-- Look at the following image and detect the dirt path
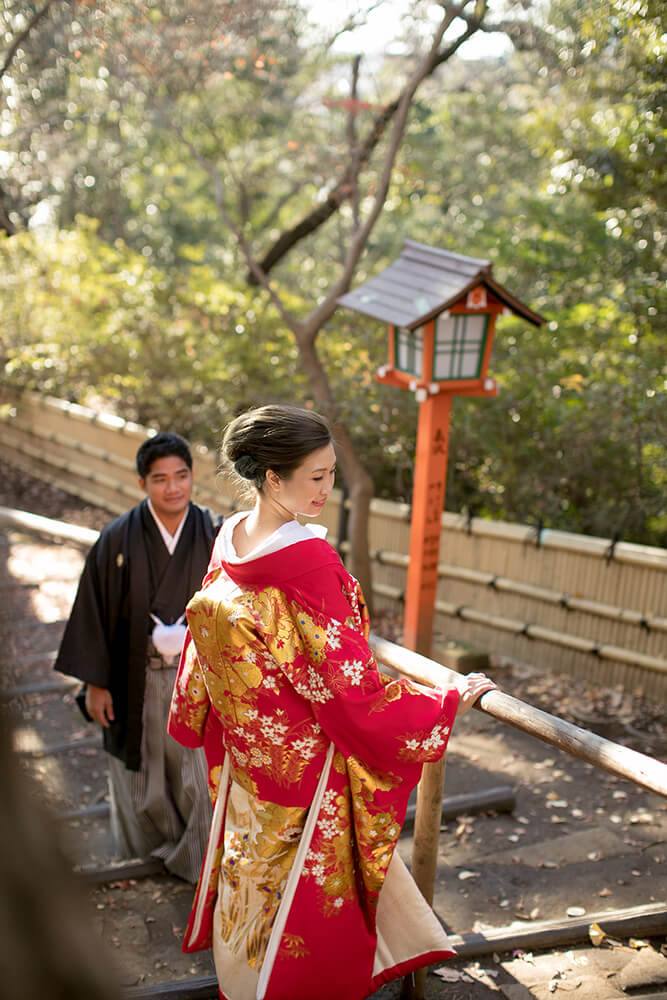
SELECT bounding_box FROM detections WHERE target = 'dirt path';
[1,463,666,999]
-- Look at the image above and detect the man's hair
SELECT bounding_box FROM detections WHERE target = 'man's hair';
[135,432,193,478]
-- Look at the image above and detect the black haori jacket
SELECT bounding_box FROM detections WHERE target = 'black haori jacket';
[54,500,220,770]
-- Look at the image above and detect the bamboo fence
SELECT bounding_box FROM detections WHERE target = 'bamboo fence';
[1,388,665,698]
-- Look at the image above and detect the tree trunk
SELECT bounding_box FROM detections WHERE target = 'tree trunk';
[294,329,375,606]
[0,183,18,235]
[331,420,375,607]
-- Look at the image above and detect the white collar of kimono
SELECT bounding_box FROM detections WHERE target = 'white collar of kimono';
[220,509,327,564]
[147,499,189,555]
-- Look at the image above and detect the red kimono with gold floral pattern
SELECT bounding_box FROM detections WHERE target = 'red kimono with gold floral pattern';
[168,524,459,1000]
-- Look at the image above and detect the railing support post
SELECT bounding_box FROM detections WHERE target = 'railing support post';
[404,756,447,999]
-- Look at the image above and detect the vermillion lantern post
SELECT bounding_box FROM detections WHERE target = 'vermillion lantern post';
[403,389,452,653]
[339,240,544,999]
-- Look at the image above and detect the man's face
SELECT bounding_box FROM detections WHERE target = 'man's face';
[139,455,193,523]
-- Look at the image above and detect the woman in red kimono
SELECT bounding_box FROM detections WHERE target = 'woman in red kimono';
[168,405,496,1000]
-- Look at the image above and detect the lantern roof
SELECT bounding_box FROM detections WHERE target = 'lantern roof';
[338,239,545,329]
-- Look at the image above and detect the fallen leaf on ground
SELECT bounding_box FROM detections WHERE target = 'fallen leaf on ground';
[433,967,472,982]
[511,950,535,964]
[462,963,500,990]
[465,962,499,979]
[589,922,605,946]
[472,920,496,932]
[630,811,654,823]
[592,929,626,950]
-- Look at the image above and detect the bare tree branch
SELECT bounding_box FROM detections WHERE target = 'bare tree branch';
[480,16,561,67]
[321,0,388,54]
[346,55,362,228]
[248,1,488,283]
[0,0,58,80]
[254,180,304,233]
[0,182,18,234]
[285,4,477,595]
[167,115,303,332]
[245,93,398,284]
[298,3,462,340]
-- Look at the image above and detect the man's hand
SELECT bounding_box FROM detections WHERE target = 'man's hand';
[455,672,497,717]
[85,684,115,728]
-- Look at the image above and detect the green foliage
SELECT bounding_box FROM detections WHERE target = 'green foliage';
[1,0,664,546]
[0,219,307,441]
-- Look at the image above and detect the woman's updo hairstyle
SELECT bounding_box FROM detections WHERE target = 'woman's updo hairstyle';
[222,405,333,492]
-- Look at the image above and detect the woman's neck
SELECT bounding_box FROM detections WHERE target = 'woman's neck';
[232,495,295,558]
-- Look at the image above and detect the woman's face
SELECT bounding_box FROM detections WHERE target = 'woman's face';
[270,442,336,518]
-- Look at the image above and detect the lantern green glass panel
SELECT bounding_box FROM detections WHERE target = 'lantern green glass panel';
[433,313,489,381]
[395,325,424,376]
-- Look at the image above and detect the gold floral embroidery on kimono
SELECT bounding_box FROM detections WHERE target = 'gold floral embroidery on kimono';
[168,531,461,1000]
[218,782,307,969]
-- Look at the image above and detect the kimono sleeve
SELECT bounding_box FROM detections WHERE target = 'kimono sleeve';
[168,628,227,792]
[263,563,460,785]
[168,629,211,747]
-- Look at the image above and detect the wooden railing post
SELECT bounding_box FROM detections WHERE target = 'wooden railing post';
[404,757,447,999]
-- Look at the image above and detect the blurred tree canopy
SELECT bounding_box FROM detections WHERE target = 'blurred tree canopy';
[1,0,665,547]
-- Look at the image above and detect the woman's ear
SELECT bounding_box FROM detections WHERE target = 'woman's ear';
[265,468,281,493]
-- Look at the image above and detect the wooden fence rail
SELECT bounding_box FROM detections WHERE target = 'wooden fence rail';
[1,388,666,698]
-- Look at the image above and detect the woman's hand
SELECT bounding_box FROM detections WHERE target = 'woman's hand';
[455,672,497,717]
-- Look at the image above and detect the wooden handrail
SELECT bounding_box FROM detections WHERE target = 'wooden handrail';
[0,506,99,547]
[369,633,667,798]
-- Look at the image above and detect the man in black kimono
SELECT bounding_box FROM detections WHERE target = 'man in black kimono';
[55,432,221,882]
